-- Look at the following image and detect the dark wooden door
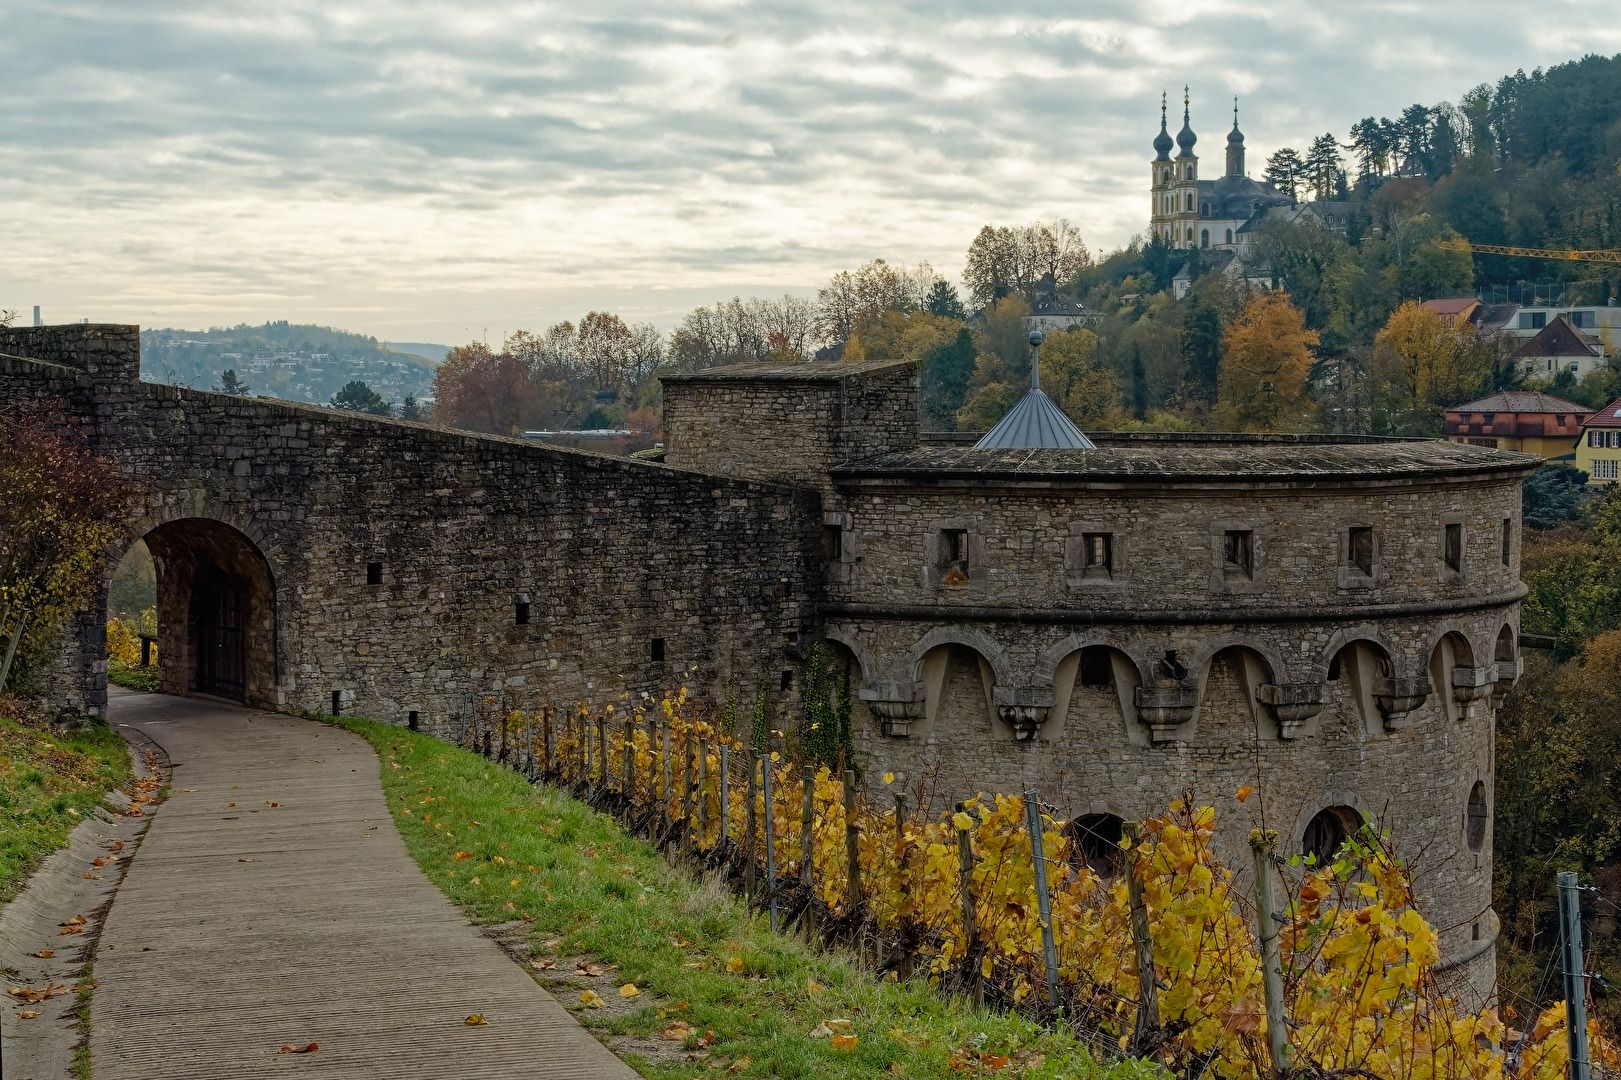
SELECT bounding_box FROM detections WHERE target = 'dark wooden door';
[191,564,245,699]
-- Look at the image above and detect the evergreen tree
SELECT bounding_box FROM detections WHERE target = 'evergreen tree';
[400,394,423,421]
[330,380,391,416]
[1304,133,1345,199]
[921,329,977,429]
[1263,148,1303,198]
[924,279,967,320]
[216,369,250,395]
[1183,296,1224,404]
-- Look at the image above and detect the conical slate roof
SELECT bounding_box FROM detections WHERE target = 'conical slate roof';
[972,330,1096,450]
[972,387,1095,450]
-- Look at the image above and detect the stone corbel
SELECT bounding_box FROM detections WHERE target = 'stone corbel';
[1449,666,1496,719]
[1255,683,1324,739]
[1133,685,1199,743]
[1372,675,1431,731]
[1490,657,1524,709]
[994,686,1054,742]
[859,680,925,738]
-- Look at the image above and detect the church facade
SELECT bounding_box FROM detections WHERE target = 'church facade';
[1149,92,1295,252]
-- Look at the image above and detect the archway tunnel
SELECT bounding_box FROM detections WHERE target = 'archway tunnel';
[114,518,277,706]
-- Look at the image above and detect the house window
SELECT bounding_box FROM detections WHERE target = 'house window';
[1081,533,1112,579]
[1348,527,1374,577]
[1225,228,1233,244]
[1520,311,1546,330]
[1556,414,1568,426]
[1609,431,1621,448]
[1502,518,1512,566]
[1591,430,1605,447]
[940,529,968,569]
[1595,460,1620,480]
[366,562,382,586]
[1200,202,1210,216]
[1571,310,1594,328]
[1186,193,1194,211]
[1200,229,1209,247]
[1444,523,1463,574]
[1223,530,1253,579]
[1185,164,1194,180]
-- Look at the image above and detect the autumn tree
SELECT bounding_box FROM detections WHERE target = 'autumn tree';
[0,409,132,691]
[814,260,938,345]
[1372,301,1496,432]
[668,295,816,370]
[1038,327,1118,429]
[961,219,1091,307]
[1214,292,1320,431]
[431,342,540,435]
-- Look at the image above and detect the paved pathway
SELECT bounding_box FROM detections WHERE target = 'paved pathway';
[95,689,639,1079]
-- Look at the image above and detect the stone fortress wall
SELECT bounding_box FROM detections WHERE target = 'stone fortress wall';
[2,326,1541,1002]
[0,325,821,735]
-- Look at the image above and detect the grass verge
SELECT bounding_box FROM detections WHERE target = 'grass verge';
[0,697,132,903]
[329,714,1151,1080]
[107,659,160,693]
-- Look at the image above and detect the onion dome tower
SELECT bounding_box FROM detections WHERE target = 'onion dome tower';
[972,332,1095,450]
[1225,97,1245,176]
[1153,93,1174,161]
[1175,87,1197,158]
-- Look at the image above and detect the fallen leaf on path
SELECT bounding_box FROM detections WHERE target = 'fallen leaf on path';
[578,990,605,1007]
[238,858,258,863]
[9,983,71,1003]
[182,788,197,793]
[27,951,54,959]
[728,1056,752,1072]
[726,956,744,973]
[806,980,823,996]
[686,1050,710,1061]
[16,1010,38,1019]
[530,959,555,970]
[542,938,562,948]
[226,802,235,808]
[464,1014,488,1026]
[502,901,516,912]
[266,802,280,808]
[467,876,481,885]
[618,983,639,998]
[108,841,124,852]
[832,1035,858,1052]
[277,1042,319,1053]
[660,1021,694,1040]
[92,857,107,867]
[576,962,606,977]
[453,851,474,860]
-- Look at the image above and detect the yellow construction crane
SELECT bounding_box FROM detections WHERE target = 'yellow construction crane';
[1437,239,1621,265]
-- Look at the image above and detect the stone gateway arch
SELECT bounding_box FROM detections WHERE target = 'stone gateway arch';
[1,325,1539,1003]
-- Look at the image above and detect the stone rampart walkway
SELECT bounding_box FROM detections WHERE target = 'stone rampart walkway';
[95,688,639,1079]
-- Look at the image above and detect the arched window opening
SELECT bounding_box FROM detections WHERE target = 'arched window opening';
[1225,228,1233,244]
[1078,646,1114,689]
[1200,202,1210,216]
[1466,782,1487,851]
[1494,626,1516,664]
[1302,805,1363,863]
[1186,193,1194,212]
[1068,814,1125,876]
[1200,229,1210,248]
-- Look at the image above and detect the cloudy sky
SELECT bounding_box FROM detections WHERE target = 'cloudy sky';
[3,1,1618,344]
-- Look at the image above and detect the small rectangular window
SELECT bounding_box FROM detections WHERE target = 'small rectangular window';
[1592,430,1605,447]
[366,562,382,586]
[780,670,793,692]
[940,529,968,569]
[1223,530,1253,579]
[1079,647,1113,689]
[1082,533,1112,578]
[651,637,665,662]
[1444,523,1463,573]
[1609,431,1621,448]
[514,601,530,625]
[1348,527,1374,577]
[821,525,842,564]
[408,711,419,731]
[1502,518,1512,566]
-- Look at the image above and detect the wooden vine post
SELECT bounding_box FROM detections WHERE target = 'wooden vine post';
[1024,789,1059,1009]
[842,770,862,911]
[1123,821,1161,1057]
[954,801,983,1009]
[1248,828,1290,1079]
[744,753,759,900]
[800,766,815,939]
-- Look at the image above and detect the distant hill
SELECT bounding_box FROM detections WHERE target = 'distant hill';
[140,321,439,408]
[386,342,451,365]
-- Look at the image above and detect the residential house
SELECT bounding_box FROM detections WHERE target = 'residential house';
[1516,315,1606,381]
[1442,390,1591,460]
[1577,395,1621,483]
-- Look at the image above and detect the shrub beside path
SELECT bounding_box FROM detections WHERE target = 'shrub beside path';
[94,688,639,1079]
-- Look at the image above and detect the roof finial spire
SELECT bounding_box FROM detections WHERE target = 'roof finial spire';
[1161,91,1167,123]
[1183,85,1190,122]
[1233,96,1239,126]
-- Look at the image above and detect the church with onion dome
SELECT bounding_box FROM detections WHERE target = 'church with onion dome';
[1149,90,1296,252]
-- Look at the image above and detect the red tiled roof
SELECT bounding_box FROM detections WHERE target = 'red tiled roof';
[1517,315,1601,358]
[1584,396,1621,428]
[1421,298,1477,315]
